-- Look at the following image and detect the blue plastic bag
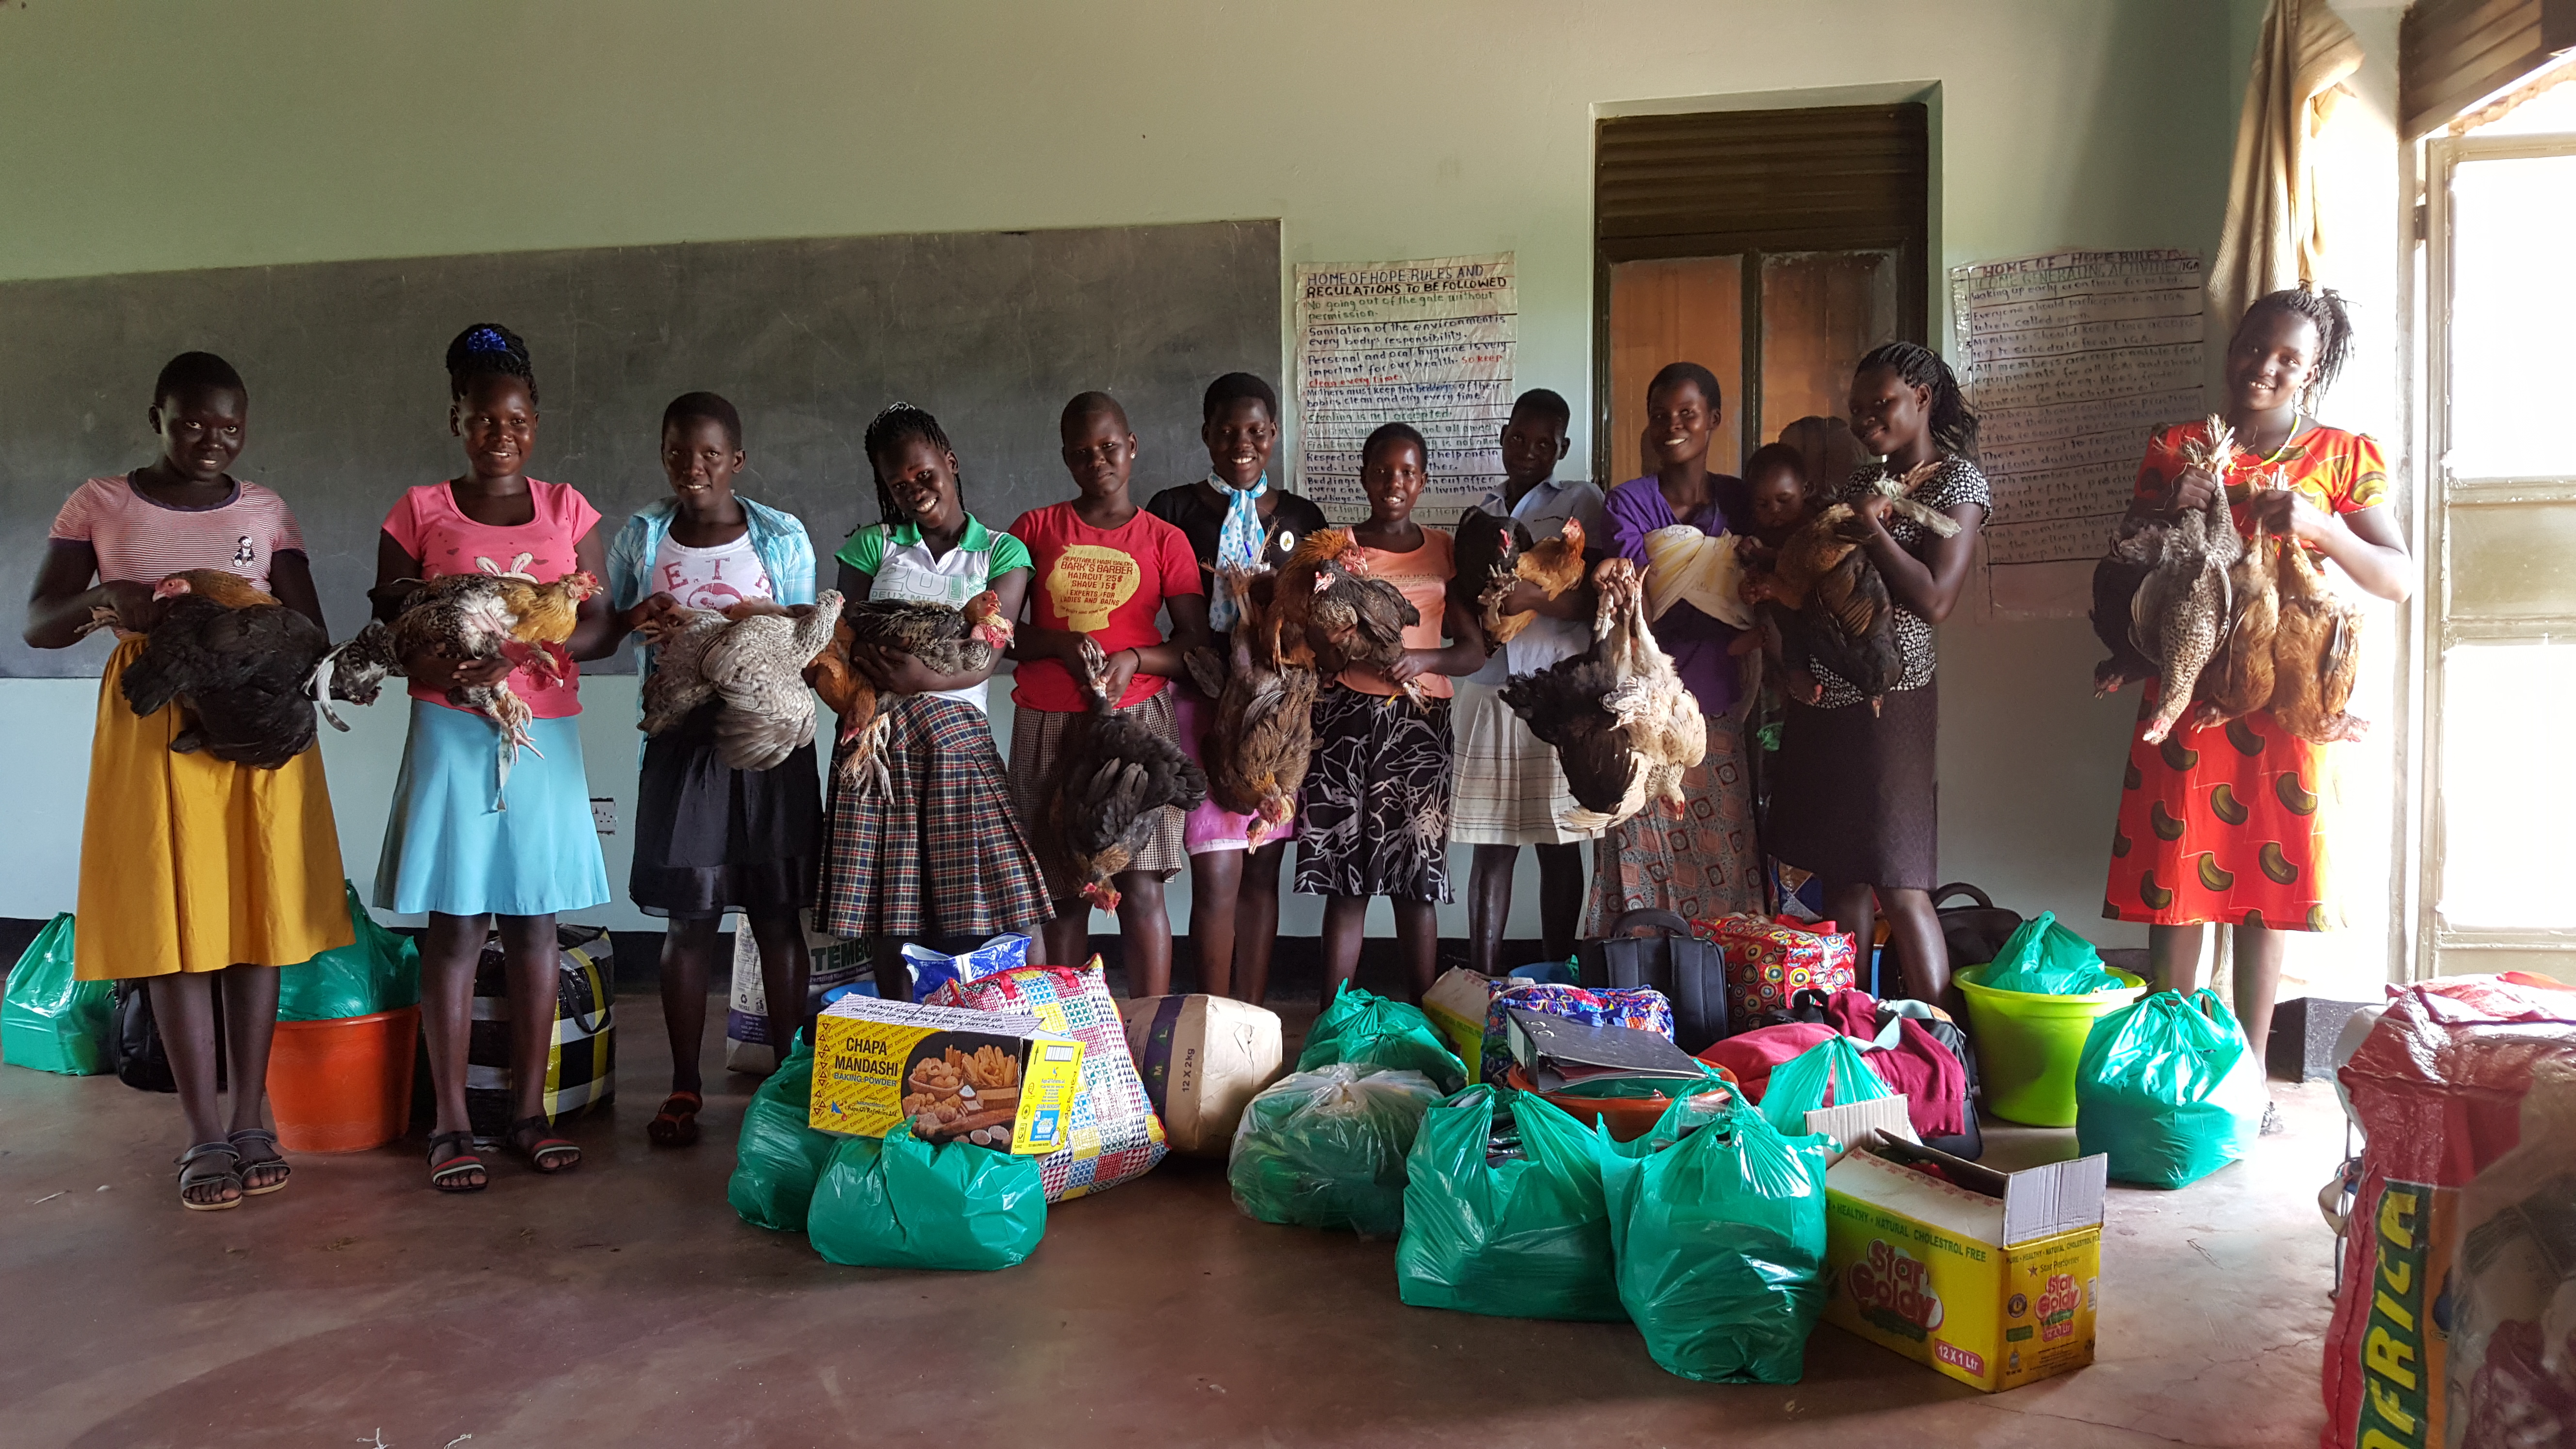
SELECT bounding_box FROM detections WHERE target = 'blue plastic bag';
[727,1031,840,1232]
[2075,988,2265,1188]
[1,915,112,1076]
[1755,1035,1891,1137]
[806,1123,1046,1271]
[276,883,418,1022]
[1296,986,1469,1094]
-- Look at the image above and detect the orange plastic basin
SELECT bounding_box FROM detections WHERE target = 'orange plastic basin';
[266,1005,420,1153]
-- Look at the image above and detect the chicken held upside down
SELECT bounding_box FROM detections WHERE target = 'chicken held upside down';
[1045,635,1208,911]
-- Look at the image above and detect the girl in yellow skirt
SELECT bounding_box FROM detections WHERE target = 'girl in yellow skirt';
[22,352,353,1211]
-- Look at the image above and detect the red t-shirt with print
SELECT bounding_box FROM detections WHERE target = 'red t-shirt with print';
[1007,501,1201,712]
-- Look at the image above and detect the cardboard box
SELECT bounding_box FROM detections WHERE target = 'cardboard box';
[1819,1134,2108,1393]
[809,994,1084,1155]
[1422,967,1495,1081]
[1117,994,1285,1157]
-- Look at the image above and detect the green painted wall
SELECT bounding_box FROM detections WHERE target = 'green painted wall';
[0,0,2242,942]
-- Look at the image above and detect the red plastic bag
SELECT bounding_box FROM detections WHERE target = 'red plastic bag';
[2320,973,2576,1449]
[1690,914,1858,1025]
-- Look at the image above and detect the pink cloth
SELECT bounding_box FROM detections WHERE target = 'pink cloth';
[49,475,305,599]
[381,480,602,719]
[1171,686,1291,854]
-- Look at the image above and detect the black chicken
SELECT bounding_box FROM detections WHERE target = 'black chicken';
[117,569,331,769]
[1046,635,1208,911]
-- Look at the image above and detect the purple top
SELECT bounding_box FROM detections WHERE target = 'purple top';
[1605,475,1742,718]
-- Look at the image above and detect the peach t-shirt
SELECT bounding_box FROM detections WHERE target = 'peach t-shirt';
[381,479,601,719]
[1338,527,1457,699]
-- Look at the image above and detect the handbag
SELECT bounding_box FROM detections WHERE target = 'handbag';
[1932,882,2024,974]
[1576,909,1729,1053]
[1691,914,1860,1029]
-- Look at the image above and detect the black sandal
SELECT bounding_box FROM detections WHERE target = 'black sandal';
[175,1142,243,1212]
[507,1115,581,1174]
[426,1130,487,1193]
[228,1127,291,1195]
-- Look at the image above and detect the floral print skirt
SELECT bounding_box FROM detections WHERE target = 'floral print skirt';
[1294,685,1453,902]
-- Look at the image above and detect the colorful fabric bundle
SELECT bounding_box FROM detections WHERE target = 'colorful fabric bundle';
[927,956,1167,1201]
[1477,980,1675,1086]
[1690,914,1859,1025]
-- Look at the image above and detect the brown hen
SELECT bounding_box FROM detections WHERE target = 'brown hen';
[2268,537,2367,743]
[1202,566,1320,847]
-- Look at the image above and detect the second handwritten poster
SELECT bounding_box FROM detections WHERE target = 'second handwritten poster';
[1295,253,1517,523]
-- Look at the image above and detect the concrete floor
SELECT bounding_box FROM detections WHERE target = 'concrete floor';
[1,991,2350,1449]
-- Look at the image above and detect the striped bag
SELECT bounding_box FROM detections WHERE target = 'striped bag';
[927,957,1167,1201]
[465,926,615,1142]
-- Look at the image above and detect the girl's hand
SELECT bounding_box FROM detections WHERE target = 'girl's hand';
[1786,665,1823,705]
[1838,496,1892,542]
[1100,645,1141,705]
[407,652,512,692]
[623,592,680,632]
[92,579,164,633]
[2248,485,2334,545]
[853,642,944,695]
[1387,648,1442,685]
[1498,579,1548,616]
[2166,465,2222,513]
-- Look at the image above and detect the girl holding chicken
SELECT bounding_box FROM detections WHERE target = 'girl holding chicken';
[818,402,1050,999]
[24,352,352,1211]
[600,391,821,1147]
[2101,287,2409,1087]
[372,323,614,1191]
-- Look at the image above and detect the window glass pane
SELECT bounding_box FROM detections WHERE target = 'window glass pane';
[2448,153,2576,479]
[2437,642,2576,930]
[1759,250,1899,459]
[1610,257,1741,483]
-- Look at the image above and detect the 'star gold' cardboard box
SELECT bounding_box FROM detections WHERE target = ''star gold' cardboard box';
[1820,1138,2108,1393]
[810,995,1084,1155]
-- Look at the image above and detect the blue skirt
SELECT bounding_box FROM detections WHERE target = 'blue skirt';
[375,701,612,918]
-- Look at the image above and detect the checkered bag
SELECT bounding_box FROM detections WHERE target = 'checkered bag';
[465,926,614,1142]
[927,956,1167,1201]
[1690,913,1859,1026]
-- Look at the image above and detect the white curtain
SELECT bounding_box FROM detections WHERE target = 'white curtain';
[2210,0,2364,328]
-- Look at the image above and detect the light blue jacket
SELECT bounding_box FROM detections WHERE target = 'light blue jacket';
[604,494,817,683]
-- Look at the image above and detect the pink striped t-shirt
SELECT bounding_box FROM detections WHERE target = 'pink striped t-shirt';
[49,474,306,599]
[382,479,603,719]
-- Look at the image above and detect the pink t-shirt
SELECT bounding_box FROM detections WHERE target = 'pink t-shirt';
[1340,527,1457,699]
[49,474,306,604]
[381,479,602,719]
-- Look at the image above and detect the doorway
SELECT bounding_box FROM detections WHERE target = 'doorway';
[1594,103,1928,485]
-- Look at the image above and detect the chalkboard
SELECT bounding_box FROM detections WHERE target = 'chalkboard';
[0,221,1282,677]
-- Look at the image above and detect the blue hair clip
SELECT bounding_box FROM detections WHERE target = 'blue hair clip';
[467,326,511,355]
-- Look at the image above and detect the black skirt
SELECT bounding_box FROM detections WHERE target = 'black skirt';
[630,703,822,919]
[1768,678,1938,891]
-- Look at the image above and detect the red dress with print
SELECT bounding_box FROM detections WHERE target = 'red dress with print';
[2102,423,2387,931]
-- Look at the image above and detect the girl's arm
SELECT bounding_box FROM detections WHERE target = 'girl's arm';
[23,540,155,648]
[2260,496,2412,604]
[371,528,507,691]
[1853,499,1985,625]
[268,549,327,634]
[855,566,1033,695]
[565,527,617,661]
[1391,598,1489,683]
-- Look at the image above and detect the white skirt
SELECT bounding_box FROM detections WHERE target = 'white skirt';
[1447,678,1589,847]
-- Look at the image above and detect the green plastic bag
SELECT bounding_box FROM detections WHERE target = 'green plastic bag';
[1979,910,2122,995]
[1756,1035,1891,1137]
[1601,1091,1832,1383]
[806,1123,1046,1271]
[2075,988,2265,1188]
[1395,1085,1624,1321]
[727,1031,840,1232]
[1,915,112,1076]
[275,883,419,1022]
[1296,986,1469,1094]
[1227,1063,1444,1237]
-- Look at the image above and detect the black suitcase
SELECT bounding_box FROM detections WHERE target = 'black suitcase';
[1577,908,1730,1054]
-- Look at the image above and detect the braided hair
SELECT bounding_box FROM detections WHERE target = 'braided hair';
[2236,285,2354,411]
[153,351,245,407]
[862,402,961,530]
[444,322,536,402]
[1856,341,1978,459]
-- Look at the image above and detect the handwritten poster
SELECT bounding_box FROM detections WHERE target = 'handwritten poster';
[1949,249,2206,617]
[1295,253,1516,523]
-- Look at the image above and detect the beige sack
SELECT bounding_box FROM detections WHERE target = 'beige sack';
[1118,994,1287,1156]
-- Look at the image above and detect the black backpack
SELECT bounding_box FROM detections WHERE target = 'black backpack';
[104,979,225,1094]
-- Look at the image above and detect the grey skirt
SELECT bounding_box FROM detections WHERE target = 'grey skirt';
[1768,678,1938,890]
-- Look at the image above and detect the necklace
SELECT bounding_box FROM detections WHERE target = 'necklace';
[2240,411,2303,465]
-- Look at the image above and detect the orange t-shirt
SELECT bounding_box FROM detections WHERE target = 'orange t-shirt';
[1338,527,1457,699]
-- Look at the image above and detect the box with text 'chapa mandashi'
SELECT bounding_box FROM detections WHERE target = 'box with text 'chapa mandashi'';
[809,995,1085,1155]
[1819,1136,2108,1393]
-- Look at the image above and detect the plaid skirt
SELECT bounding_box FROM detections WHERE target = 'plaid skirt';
[1006,691,1189,905]
[818,693,1051,939]
[1294,684,1454,902]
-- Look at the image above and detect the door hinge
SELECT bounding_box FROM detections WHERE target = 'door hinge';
[2413,202,2428,242]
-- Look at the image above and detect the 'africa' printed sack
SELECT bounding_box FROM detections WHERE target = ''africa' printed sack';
[1478,980,1677,1085]
[1691,914,1859,1025]
[927,957,1167,1201]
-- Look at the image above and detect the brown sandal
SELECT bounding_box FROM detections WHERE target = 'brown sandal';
[646,1092,703,1147]
[507,1115,581,1173]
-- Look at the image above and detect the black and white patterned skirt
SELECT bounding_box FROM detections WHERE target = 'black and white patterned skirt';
[1292,684,1454,902]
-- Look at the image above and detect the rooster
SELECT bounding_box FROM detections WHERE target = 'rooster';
[1201,565,1319,848]
[1499,558,1705,833]
[379,569,602,797]
[1449,510,1588,649]
[637,592,845,771]
[2268,535,2367,743]
[109,570,332,769]
[1279,528,1420,699]
[804,591,1013,794]
[2090,514,2161,696]
[1046,635,1208,911]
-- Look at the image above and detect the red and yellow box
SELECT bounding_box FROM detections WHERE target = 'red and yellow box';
[1820,1143,2107,1393]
